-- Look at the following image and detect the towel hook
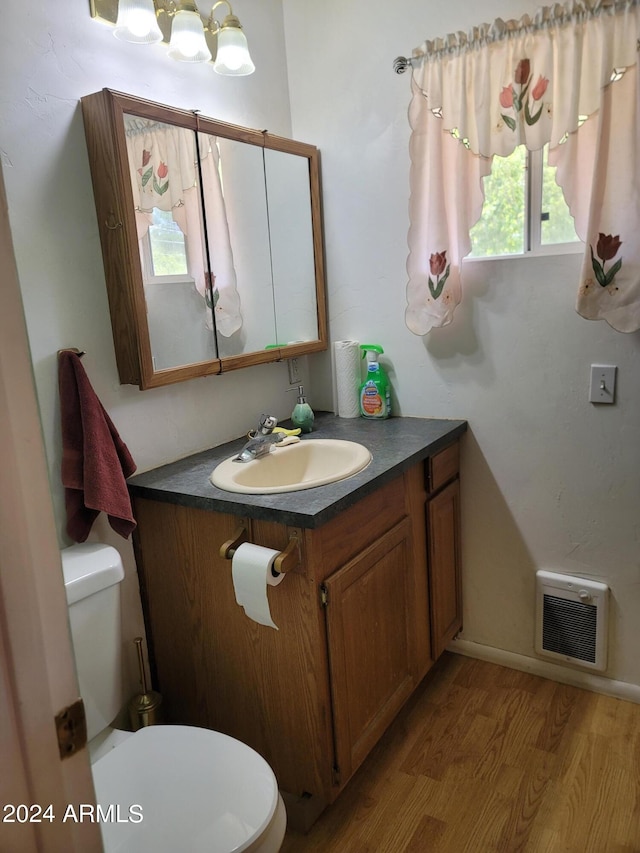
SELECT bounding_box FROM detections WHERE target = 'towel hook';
[57,347,85,358]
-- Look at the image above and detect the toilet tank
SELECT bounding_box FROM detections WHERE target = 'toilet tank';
[61,544,125,742]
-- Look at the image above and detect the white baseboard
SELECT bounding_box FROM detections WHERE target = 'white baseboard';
[448,637,640,705]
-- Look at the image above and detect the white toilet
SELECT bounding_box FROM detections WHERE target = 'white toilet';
[61,543,286,853]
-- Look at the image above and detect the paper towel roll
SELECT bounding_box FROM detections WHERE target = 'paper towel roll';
[334,340,361,418]
[231,542,286,630]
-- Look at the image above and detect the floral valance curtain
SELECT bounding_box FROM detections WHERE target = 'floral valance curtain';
[405,0,640,335]
[125,120,242,338]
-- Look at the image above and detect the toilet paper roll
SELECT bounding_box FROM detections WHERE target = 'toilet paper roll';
[231,542,286,630]
[334,340,361,418]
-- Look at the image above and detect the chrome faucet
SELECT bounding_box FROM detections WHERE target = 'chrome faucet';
[233,414,284,462]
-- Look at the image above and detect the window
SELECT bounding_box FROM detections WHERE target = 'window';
[143,207,190,280]
[469,145,581,259]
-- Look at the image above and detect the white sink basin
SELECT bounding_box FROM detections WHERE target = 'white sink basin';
[210,438,372,495]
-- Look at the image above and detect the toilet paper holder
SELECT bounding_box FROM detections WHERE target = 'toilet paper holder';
[220,523,302,574]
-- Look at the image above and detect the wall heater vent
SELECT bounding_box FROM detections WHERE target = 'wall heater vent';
[535,570,609,672]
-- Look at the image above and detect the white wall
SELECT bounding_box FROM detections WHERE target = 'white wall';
[3,0,640,702]
[282,0,640,689]
[1,0,297,694]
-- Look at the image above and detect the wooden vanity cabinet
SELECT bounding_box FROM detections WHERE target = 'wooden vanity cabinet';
[131,440,461,824]
[425,441,463,658]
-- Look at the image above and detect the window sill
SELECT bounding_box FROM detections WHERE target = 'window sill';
[143,276,197,286]
[465,242,583,264]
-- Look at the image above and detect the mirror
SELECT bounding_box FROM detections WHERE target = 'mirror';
[124,114,218,371]
[81,89,327,389]
[200,131,274,358]
[265,148,319,346]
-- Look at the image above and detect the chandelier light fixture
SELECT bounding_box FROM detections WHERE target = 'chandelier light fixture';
[91,0,255,76]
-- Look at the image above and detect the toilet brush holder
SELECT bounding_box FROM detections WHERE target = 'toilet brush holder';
[128,637,163,730]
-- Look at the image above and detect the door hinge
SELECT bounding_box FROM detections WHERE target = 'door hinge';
[332,763,341,786]
[320,584,328,607]
[55,698,87,760]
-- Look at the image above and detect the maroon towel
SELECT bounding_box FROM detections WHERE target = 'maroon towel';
[58,351,137,542]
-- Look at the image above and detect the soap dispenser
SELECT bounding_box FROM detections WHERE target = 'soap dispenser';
[290,385,315,433]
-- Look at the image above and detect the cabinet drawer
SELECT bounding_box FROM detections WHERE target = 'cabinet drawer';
[426,442,459,493]
[312,474,407,580]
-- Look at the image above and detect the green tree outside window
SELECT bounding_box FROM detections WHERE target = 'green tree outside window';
[469,144,579,257]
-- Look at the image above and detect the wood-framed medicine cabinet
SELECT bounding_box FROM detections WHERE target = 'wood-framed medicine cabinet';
[81,89,328,389]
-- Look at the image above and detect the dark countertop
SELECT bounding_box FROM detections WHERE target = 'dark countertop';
[127,413,467,529]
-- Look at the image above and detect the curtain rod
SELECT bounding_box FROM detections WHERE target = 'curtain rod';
[393,56,417,74]
[392,0,635,73]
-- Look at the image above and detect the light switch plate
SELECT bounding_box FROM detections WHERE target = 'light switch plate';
[589,364,616,404]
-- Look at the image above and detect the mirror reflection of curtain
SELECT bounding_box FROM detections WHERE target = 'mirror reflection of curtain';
[405,0,640,335]
[124,117,242,337]
[209,136,273,355]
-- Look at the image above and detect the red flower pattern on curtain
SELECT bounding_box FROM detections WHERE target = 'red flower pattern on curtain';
[500,59,549,131]
[428,250,451,299]
[137,149,169,196]
[405,0,640,335]
[591,233,623,288]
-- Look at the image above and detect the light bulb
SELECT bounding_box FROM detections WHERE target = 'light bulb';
[213,21,254,76]
[168,9,212,62]
[114,0,162,44]
[218,45,243,71]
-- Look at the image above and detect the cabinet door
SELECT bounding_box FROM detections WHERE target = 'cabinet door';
[81,88,328,389]
[428,479,462,659]
[323,518,418,785]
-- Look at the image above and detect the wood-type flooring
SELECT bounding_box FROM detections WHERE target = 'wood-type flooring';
[281,653,640,852]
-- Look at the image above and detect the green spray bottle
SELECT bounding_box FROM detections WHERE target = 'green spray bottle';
[359,344,391,419]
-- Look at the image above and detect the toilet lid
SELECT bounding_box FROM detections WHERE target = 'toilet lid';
[91,725,279,853]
